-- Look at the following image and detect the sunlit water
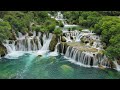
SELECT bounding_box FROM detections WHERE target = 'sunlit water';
[0,52,120,79]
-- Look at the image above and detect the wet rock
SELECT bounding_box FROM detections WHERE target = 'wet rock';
[38,55,42,57]
[63,33,66,37]
[70,36,73,40]
[63,43,69,54]
[57,43,62,53]
[110,61,116,69]
[28,31,33,36]
[9,32,17,40]
[85,41,89,44]
[0,44,7,57]
[117,60,120,65]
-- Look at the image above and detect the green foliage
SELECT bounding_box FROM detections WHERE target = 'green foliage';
[3,11,33,33]
[105,34,120,60]
[93,16,120,60]
[58,21,64,27]
[105,44,120,60]
[53,27,62,36]
[63,11,82,24]
[0,20,11,42]
[44,19,56,33]
[79,11,102,28]
[98,11,120,16]
[94,16,120,45]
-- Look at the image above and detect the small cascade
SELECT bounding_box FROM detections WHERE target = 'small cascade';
[36,36,42,50]
[3,40,16,53]
[49,43,59,56]
[41,33,53,51]
[18,32,23,38]
[33,31,36,37]
[37,33,53,55]
[113,61,120,71]
[42,33,47,45]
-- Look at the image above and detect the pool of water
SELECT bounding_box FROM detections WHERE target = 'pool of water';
[0,52,120,79]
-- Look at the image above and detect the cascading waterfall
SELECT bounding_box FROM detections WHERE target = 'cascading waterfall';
[37,33,53,55]
[60,44,111,68]
[3,40,16,53]
[3,31,47,52]
[3,31,53,58]
[1,11,119,72]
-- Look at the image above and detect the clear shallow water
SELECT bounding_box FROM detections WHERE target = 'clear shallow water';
[0,52,120,79]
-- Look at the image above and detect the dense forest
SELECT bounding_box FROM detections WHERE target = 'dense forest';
[0,11,120,62]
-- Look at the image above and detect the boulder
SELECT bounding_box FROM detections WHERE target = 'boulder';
[28,31,33,36]
[61,36,66,42]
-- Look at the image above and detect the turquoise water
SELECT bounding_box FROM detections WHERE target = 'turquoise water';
[0,52,120,79]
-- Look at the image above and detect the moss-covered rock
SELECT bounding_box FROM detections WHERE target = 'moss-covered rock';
[61,36,66,42]
[117,60,120,65]
[9,32,17,40]
[49,34,58,51]
[0,44,7,57]
[28,31,33,36]
[110,61,116,69]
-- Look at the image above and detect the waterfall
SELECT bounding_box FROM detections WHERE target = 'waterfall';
[3,31,53,58]
[48,43,59,56]
[113,61,120,71]
[18,32,23,38]
[41,33,52,51]
[36,36,42,50]
[42,33,47,45]
[3,31,43,52]
[37,33,53,55]
[3,40,16,53]
[63,45,110,68]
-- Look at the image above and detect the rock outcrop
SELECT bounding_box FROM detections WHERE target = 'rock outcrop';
[49,35,58,51]
[0,44,7,57]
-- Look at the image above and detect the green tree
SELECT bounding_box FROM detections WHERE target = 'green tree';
[53,27,62,41]
[0,20,12,43]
